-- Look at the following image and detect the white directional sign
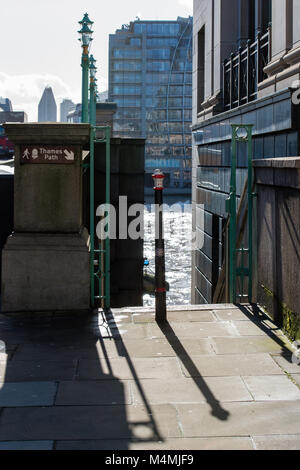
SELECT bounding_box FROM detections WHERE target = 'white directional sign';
[20,145,77,164]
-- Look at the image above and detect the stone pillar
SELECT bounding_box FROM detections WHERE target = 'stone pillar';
[1,123,91,313]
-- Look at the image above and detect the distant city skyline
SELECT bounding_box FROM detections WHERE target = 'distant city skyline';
[0,0,192,121]
[38,87,57,122]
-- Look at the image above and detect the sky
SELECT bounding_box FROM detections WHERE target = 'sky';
[0,0,193,121]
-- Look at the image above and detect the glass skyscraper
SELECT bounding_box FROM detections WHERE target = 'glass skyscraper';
[108,17,193,190]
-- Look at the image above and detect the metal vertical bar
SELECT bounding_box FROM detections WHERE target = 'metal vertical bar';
[256,29,262,88]
[229,126,237,304]
[82,49,90,123]
[89,126,95,308]
[247,39,251,103]
[230,53,234,110]
[248,128,253,303]
[238,47,242,106]
[105,126,111,310]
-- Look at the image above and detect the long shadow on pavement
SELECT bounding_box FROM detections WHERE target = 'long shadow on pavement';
[156,320,230,421]
[0,310,163,450]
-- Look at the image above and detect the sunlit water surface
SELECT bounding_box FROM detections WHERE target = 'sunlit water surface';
[143,197,192,307]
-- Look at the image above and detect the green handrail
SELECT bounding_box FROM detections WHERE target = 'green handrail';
[89,123,111,310]
[228,124,254,304]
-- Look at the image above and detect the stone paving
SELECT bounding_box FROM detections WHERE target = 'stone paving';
[0,304,299,450]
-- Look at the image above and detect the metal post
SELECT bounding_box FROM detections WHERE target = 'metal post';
[105,126,111,310]
[89,125,95,308]
[247,127,253,302]
[153,170,167,323]
[229,127,237,303]
[81,49,89,123]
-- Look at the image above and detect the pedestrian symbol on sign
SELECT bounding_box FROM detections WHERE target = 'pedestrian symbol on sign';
[23,148,30,160]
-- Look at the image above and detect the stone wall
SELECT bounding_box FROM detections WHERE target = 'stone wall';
[0,173,13,290]
[254,157,300,340]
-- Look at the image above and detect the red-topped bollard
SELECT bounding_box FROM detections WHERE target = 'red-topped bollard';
[152,169,167,323]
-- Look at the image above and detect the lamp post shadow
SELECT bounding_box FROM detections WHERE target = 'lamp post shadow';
[156,320,230,422]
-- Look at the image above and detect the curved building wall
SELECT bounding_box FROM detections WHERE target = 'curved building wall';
[109,17,193,190]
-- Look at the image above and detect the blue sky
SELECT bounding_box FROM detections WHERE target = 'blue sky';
[0,0,192,121]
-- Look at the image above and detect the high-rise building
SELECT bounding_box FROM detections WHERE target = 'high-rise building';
[60,99,75,122]
[108,17,193,191]
[38,86,57,122]
[0,98,13,112]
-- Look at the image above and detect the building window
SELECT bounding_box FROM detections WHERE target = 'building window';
[197,26,205,113]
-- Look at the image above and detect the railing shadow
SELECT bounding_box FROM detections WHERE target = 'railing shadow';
[238,304,296,362]
[0,310,163,449]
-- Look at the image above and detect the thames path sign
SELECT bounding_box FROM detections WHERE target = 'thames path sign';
[20,145,76,164]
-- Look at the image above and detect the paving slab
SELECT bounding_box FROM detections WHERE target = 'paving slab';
[178,354,284,377]
[232,321,284,337]
[55,436,254,451]
[77,357,183,381]
[55,380,132,406]
[211,336,285,355]
[272,354,300,374]
[0,440,54,450]
[133,311,216,324]
[0,382,57,407]
[0,360,77,382]
[107,324,148,340]
[176,401,300,437]
[131,377,252,405]
[213,309,253,322]
[252,435,300,450]
[242,375,300,401]
[147,322,237,339]
[12,340,126,361]
[0,404,180,441]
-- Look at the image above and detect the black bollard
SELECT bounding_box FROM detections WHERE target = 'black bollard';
[152,169,167,323]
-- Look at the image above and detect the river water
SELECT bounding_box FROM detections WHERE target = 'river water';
[143,196,192,307]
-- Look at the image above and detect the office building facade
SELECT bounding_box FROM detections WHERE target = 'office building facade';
[38,86,57,122]
[109,17,193,190]
[192,0,300,305]
[60,99,75,122]
[0,98,13,112]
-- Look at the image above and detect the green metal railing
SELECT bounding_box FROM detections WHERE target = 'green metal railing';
[226,124,254,304]
[89,125,111,310]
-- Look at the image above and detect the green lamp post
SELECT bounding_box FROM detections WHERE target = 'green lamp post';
[78,14,93,123]
[89,55,97,126]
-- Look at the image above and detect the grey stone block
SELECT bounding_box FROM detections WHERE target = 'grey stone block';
[0,441,53,450]
[0,360,77,382]
[1,230,90,312]
[252,435,300,451]
[176,401,300,437]
[55,437,254,451]
[179,353,284,377]
[0,404,180,441]
[0,382,57,407]
[242,375,300,401]
[55,380,132,406]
